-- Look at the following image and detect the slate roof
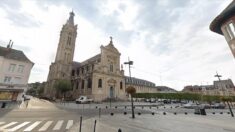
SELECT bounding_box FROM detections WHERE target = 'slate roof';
[0,46,33,63]
[72,54,101,69]
[210,1,235,35]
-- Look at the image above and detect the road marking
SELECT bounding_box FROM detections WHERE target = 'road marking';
[0,122,18,130]
[66,120,73,129]
[0,122,5,125]
[7,122,30,131]
[53,120,63,130]
[38,121,53,131]
[23,121,41,131]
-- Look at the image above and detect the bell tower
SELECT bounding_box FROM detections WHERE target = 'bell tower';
[45,11,77,97]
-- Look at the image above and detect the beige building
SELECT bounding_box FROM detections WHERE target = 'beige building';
[182,79,235,96]
[210,1,235,58]
[213,79,235,96]
[45,11,171,101]
[0,42,34,102]
[71,38,126,101]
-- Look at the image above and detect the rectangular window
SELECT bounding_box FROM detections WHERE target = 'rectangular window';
[8,64,16,72]
[17,65,24,73]
[4,76,11,83]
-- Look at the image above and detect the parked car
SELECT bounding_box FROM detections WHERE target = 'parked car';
[150,98,156,103]
[145,98,150,102]
[199,104,211,109]
[75,96,93,104]
[183,103,198,109]
[163,99,171,104]
[23,95,31,101]
[211,103,225,109]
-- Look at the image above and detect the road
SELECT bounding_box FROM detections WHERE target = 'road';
[0,102,152,132]
[0,102,233,131]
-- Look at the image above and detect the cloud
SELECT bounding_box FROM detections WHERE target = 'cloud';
[0,0,234,91]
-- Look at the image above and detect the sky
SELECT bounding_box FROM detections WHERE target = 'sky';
[0,0,234,91]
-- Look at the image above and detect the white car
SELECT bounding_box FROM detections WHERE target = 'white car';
[183,103,198,109]
[75,96,93,104]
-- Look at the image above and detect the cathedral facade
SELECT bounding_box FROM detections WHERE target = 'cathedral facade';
[71,38,126,101]
[45,12,126,101]
[45,11,160,101]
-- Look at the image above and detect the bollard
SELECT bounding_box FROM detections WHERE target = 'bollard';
[227,112,230,114]
[115,106,117,109]
[212,112,215,114]
[118,128,122,132]
[174,112,177,115]
[106,106,108,109]
[152,112,155,115]
[124,112,127,115]
[99,108,101,118]
[93,120,97,132]
[111,113,114,116]
[79,116,82,132]
[220,112,223,114]
[163,112,166,115]
[185,112,187,115]
[138,112,141,115]
[95,106,98,109]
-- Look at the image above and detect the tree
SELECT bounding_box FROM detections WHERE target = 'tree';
[55,79,72,99]
[126,86,136,119]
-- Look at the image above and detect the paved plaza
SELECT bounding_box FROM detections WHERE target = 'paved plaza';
[69,114,235,132]
[0,101,234,131]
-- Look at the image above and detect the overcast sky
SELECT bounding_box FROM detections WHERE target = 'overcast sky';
[0,0,234,91]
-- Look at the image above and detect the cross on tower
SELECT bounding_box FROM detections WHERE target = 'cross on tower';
[214,71,222,81]
[109,36,113,45]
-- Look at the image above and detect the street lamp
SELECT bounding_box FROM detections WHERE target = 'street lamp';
[124,58,135,118]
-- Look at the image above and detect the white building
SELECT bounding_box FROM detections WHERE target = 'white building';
[0,42,34,102]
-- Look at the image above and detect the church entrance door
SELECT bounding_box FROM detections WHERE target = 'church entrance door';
[109,86,115,98]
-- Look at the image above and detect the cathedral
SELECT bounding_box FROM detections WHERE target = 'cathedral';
[45,11,160,101]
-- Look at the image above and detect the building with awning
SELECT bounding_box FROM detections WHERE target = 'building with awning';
[0,42,34,102]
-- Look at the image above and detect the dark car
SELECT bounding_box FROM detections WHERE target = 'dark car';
[211,103,225,109]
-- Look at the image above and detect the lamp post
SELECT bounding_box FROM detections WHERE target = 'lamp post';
[124,58,135,118]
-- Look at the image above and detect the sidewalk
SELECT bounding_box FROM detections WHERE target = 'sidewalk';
[69,113,235,132]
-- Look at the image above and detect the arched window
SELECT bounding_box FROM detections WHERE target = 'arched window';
[64,53,67,62]
[76,68,80,75]
[98,79,102,88]
[88,78,92,88]
[120,81,123,90]
[82,80,85,89]
[67,36,72,45]
[110,63,113,72]
[71,70,75,76]
[76,81,79,89]
[67,53,70,62]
